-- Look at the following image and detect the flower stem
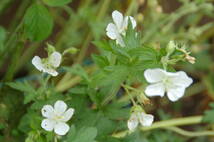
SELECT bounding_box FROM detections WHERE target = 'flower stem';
[122,84,137,106]
[163,126,214,137]
[56,65,96,92]
[54,136,58,142]
[141,115,202,131]
[56,0,110,89]
[112,115,203,138]
[76,0,110,64]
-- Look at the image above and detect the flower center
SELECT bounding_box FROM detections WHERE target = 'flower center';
[53,114,64,121]
[162,77,173,91]
[42,59,55,70]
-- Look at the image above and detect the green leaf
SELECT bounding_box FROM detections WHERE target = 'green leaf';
[23,4,53,41]
[128,46,158,61]
[110,41,131,59]
[64,64,90,82]
[123,19,140,49]
[66,126,97,142]
[43,0,72,7]
[103,102,129,120]
[7,81,35,93]
[0,26,6,52]
[7,81,37,104]
[93,40,112,51]
[202,102,214,124]
[92,54,110,68]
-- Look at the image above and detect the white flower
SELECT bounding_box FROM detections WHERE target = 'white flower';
[32,51,62,76]
[106,10,136,47]
[41,100,74,135]
[127,112,154,131]
[144,68,193,102]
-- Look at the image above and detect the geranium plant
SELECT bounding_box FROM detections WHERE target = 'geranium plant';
[0,0,214,142]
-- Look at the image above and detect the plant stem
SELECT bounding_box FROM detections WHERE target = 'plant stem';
[122,84,137,106]
[54,136,58,142]
[164,126,214,137]
[16,43,40,72]
[141,116,202,131]
[76,0,110,64]
[3,41,24,81]
[126,0,138,15]
[112,115,202,138]
[56,65,96,92]
[57,0,111,90]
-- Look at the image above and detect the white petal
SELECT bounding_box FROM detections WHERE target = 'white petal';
[112,10,123,29]
[44,68,58,76]
[144,68,166,83]
[145,83,165,97]
[123,16,136,29]
[171,71,193,87]
[167,87,185,102]
[61,108,75,122]
[116,35,125,47]
[106,23,118,33]
[41,119,55,131]
[54,100,67,115]
[41,105,54,118]
[32,56,44,71]
[107,31,117,40]
[138,113,154,127]
[129,16,137,29]
[48,52,62,68]
[127,113,139,131]
[106,23,118,39]
[54,122,70,135]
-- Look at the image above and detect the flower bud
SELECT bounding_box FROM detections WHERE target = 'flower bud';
[186,55,196,64]
[46,43,56,55]
[166,40,176,55]
[131,105,142,113]
[63,47,78,55]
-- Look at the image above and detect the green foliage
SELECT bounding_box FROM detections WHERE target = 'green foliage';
[203,103,214,124]
[0,26,6,51]
[65,126,97,142]
[23,4,53,41]
[64,64,90,82]
[7,81,37,104]
[43,0,72,7]
[1,0,214,141]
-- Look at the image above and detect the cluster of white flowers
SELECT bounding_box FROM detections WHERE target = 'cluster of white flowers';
[106,10,136,47]
[34,10,194,136]
[32,51,62,76]
[105,11,194,131]
[41,100,74,135]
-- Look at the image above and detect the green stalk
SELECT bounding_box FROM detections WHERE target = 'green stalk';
[122,84,137,106]
[126,0,138,15]
[56,65,96,92]
[164,127,214,137]
[76,0,111,64]
[142,116,202,131]
[55,0,93,87]
[142,2,208,43]
[0,0,12,14]
[3,41,24,81]
[112,115,203,138]
[56,0,110,89]
[15,43,40,72]
[8,0,30,31]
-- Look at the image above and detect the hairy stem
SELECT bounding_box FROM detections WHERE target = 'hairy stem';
[164,126,214,137]
[112,115,203,138]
